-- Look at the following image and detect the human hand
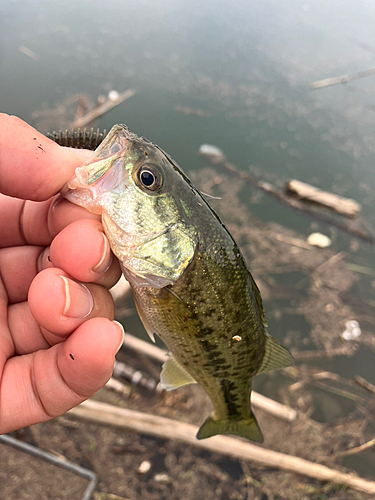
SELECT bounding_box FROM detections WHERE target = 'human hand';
[0,114,123,433]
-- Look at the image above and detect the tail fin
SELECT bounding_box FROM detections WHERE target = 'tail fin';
[196,414,263,443]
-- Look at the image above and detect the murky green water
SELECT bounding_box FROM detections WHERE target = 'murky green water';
[1,0,375,479]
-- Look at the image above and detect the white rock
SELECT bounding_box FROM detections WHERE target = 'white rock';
[108,90,120,101]
[342,320,361,341]
[307,232,332,248]
[198,144,225,162]
[138,460,151,474]
[154,473,171,483]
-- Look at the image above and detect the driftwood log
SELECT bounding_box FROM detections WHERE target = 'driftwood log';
[310,67,375,90]
[285,179,361,218]
[68,400,375,495]
[199,151,374,244]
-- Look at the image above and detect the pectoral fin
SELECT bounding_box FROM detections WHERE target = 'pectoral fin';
[132,292,155,342]
[160,356,197,391]
[257,334,293,374]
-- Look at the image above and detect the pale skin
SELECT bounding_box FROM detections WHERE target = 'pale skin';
[0,114,123,433]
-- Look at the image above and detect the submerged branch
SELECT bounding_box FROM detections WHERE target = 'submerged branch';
[310,67,375,90]
[354,376,375,396]
[69,399,375,495]
[72,89,136,128]
[335,438,375,458]
[200,153,374,244]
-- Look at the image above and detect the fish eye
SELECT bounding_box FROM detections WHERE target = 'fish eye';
[136,164,163,192]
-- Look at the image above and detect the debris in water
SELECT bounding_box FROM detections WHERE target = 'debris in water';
[108,90,120,101]
[341,320,361,341]
[154,473,172,483]
[285,179,361,218]
[175,106,211,117]
[307,233,332,248]
[138,460,152,474]
[198,144,225,163]
[18,45,39,60]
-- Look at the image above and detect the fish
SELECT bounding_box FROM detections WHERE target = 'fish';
[62,124,293,442]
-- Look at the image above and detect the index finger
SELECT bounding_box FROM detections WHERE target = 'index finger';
[0,114,86,201]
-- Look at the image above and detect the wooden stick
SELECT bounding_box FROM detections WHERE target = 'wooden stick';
[292,345,357,360]
[310,67,375,90]
[199,155,374,244]
[123,334,297,421]
[124,333,167,363]
[250,392,296,421]
[69,400,375,495]
[335,438,375,458]
[72,89,136,128]
[273,233,312,250]
[354,376,375,396]
[105,377,131,397]
[285,180,361,218]
[312,251,346,275]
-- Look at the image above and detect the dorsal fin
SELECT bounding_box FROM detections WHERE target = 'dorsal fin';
[258,334,293,374]
[160,355,197,391]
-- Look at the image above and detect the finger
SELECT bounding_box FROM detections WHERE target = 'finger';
[0,114,88,201]
[0,232,119,305]
[28,268,115,338]
[0,318,124,433]
[0,193,100,248]
[7,302,49,354]
[48,195,100,238]
[49,219,121,288]
[0,246,42,304]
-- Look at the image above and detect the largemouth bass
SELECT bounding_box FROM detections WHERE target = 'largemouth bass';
[63,124,292,442]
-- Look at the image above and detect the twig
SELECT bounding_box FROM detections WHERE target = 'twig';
[312,251,346,275]
[251,392,297,422]
[310,67,375,90]
[18,45,39,60]
[335,438,375,458]
[68,400,375,495]
[284,366,364,402]
[124,333,167,363]
[72,89,136,128]
[124,334,297,422]
[354,376,375,396]
[273,233,312,249]
[94,494,132,500]
[200,155,374,244]
[105,377,131,397]
[292,345,357,360]
[313,382,361,402]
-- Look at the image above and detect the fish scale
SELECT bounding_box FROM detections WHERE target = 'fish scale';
[62,124,293,442]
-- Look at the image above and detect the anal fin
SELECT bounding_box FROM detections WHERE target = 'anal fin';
[160,356,197,391]
[258,334,293,374]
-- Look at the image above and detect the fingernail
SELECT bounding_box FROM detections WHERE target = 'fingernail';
[92,232,112,274]
[60,276,93,318]
[113,320,125,353]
